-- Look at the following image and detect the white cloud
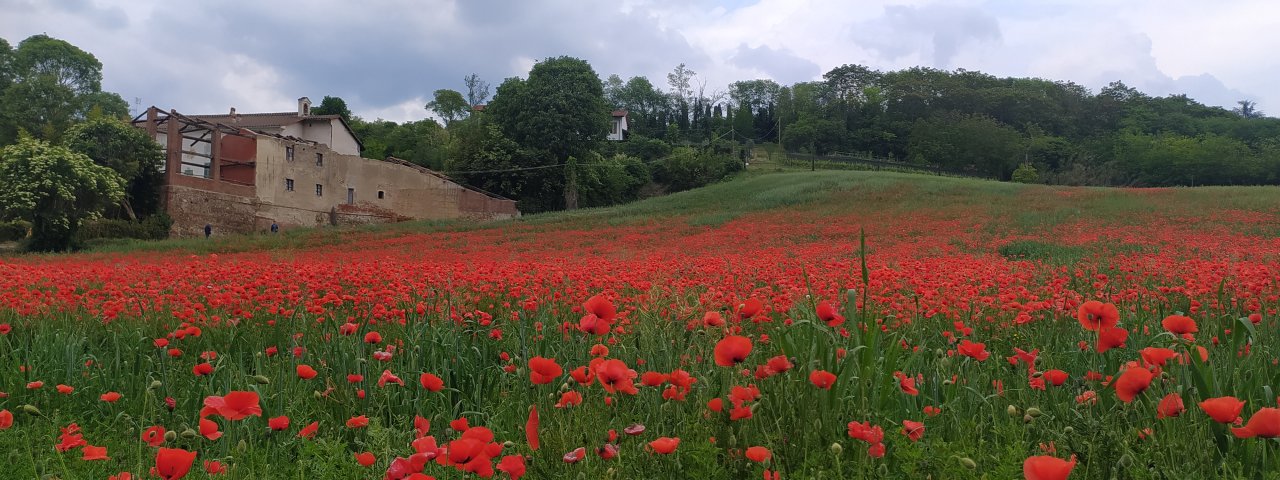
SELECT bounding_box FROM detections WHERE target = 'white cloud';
[0,0,1274,121]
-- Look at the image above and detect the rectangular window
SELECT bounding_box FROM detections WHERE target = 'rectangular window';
[377,191,385,199]
[315,184,323,196]
[315,153,324,166]
[285,178,294,191]
[286,146,294,161]
[347,188,354,204]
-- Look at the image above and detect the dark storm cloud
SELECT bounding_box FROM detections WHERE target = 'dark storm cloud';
[729,43,820,83]
[138,1,704,118]
[852,4,1001,68]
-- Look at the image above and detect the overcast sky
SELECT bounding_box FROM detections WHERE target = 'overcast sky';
[2,0,1275,123]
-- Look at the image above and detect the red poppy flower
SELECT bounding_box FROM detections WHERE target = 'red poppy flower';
[1161,315,1198,335]
[745,446,771,463]
[296,364,318,380]
[200,391,262,421]
[191,363,213,376]
[897,373,919,396]
[648,437,680,454]
[377,369,404,387]
[529,356,563,384]
[714,335,753,367]
[153,448,197,480]
[100,391,122,403]
[1113,365,1153,403]
[298,421,319,439]
[1077,300,1119,331]
[563,447,587,463]
[809,370,837,389]
[624,423,646,435]
[1139,347,1178,368]
[1232,408,1280,438]
[1095,326,1129,353]
[355,452,376,467]
[268,416,290,431]
[347,415,369,429]
[737,298,763,319]
[200,418,222,441]
[526,405,540,451]
[957,340,991,361]
[1200,396,1246,424]
[363,331,382,344]
[703,311,725,327]
[901,420,925,441]
[1157,393,1185,419]
[848,421,880,443]
[420,372,444,392]
[816,301,844,327]
[82,445,109,461]
[497,454,527,479]
[584,294,617,321]
[596,359,639,394]
[1023,455,1076,480]
[641,371,668,387]
[141,426,165,446]
[556,391,583,408]
[0,409,12,430]
[1043,370,1068,386]
[204,460,226,475]
[56,384,74,394]
[766,355,794,374]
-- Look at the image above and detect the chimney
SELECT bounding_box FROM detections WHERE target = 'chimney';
[298,97,312,117]
[229,107,236,115]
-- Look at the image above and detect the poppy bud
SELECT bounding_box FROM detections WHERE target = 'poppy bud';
[1031,371,1043,378]
[830,442,843,454]
[877,464,888,476]
[560,383,570,392]
[170,430,183,442]
[846,289,857,303]
[958,457,976,469]
[253,375,271,385]
[20,404,39,415]
[149,380,162,390]
[1026,407,1043,418]
[1007,405,1020,417]
[1023,414,1034,423]
[1064,426,1074,435]
[942,379,953,385]
[237,439,247,452]
[1160,371,1172,381]
[503,441,515,448]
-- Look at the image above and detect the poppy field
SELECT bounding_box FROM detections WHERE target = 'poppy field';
[3,171,1280,479]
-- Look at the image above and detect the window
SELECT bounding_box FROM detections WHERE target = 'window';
[315,184,323,196]
[285,178,294,191]
[286,146,294,161]
[377,191,385,199]
[347,188,354,205]
[315,153,324,166]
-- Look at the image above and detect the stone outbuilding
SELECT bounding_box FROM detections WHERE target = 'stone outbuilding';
[131,102,518,237]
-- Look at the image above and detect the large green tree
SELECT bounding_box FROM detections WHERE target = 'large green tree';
[0,34,126,144]
[427,89,470,126]
[63,117,166,219]
[0,136,124,251]
[486,56,610,212]
[311,95,352,121]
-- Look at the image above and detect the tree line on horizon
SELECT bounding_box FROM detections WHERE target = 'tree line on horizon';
[2,32,1279,249]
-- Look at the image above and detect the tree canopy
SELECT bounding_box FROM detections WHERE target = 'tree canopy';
[0,136,125,251]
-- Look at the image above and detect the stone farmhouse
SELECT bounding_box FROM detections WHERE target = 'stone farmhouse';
[132,97,518,237]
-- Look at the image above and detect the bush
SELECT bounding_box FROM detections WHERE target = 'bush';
[0,220,30,242]
[75,214,172,243]
[651,147,741,192]
[1011,163,1039,183]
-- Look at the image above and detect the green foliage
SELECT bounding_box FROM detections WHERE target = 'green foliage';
[619,135,671,161]
[310,95,352,121]
[349,117,448,170]
[574,154,650,207]
[908,112,1025,179]
[0,219,29,241]
[0,34,120,143]
[781,116,843,155]
[651,147,742,192]
[75,213,171,243]
[62,117,165,218]
[1113,132,1276,185]
[0,137,124,251]
[1011,163,1039,183]
[426,88,469,125]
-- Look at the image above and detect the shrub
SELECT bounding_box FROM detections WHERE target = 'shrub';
[1011,163,1039,183]
[75,214,172,243]
[0,220,30,242]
